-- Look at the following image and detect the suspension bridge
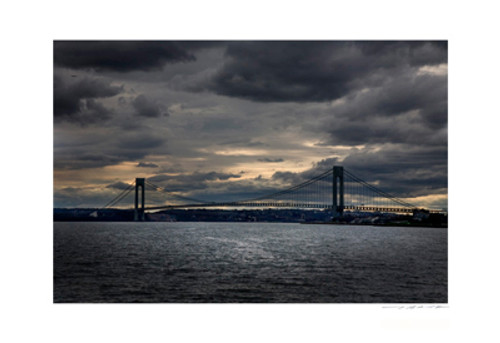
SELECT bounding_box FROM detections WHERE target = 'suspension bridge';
[99,166,446,221]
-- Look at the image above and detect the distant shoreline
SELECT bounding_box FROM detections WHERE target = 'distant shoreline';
[53,207,447,228]
[53,220,447,229]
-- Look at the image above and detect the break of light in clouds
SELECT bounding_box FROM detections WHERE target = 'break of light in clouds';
[53,41,447,209]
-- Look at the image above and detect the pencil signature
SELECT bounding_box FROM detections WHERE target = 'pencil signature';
[382,305,448,310]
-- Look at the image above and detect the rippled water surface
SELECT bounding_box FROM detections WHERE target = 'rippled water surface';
[54,222,447,303]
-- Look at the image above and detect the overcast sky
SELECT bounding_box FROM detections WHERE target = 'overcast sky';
[53,41,447,209]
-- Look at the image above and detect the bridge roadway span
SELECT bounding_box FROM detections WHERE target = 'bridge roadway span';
[144,203,443,214]
[101,166,447,221]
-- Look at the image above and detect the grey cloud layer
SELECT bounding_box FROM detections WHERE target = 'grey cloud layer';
[271,145,447,199]
[132,94,168,118]
[54,128,168,170]
[54,74,123,123]
[206,41,446,103]
[53,41,447,208]
[147,172,243,194]
[54,41,196,72]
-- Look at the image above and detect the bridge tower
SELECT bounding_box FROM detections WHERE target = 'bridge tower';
[134,178,145,221]
[332,166,344,217]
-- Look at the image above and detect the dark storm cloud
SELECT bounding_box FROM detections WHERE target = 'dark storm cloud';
[329,69,447,124]
[54,74,123,123]
[356,145,446,194]
[54,131,168,170]
[322,112,447,147]
[132,94,167,118]
[140,176,282,205]
[341,145,447,179]
[271,145,447,198]
[53,41,447,209]
[54,41,197,72]
[149,174,282,203]
[147,171,243,193]
[188,181,281,203]
[54,152,124,170]
[271,171,303,185]
[270,157,342,187]
[116,134,165,150]
[137,162,159,168]
[205,41,446,103]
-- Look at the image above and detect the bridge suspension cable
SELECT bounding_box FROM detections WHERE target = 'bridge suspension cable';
[242,169,332,203]
[140,167,422,212]
[100,180,136,209]
[344,168,416,208]
[145,181,211,204]
[95,166,441,215]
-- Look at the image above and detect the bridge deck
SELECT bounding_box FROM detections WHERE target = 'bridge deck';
[144,203,444,214]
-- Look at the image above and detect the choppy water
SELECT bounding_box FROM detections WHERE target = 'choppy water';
[53,222,447,303]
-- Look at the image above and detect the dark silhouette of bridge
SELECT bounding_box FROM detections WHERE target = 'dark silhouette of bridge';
[100,166,446,221]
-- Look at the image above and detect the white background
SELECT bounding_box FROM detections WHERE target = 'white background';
[1,0,499,342]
